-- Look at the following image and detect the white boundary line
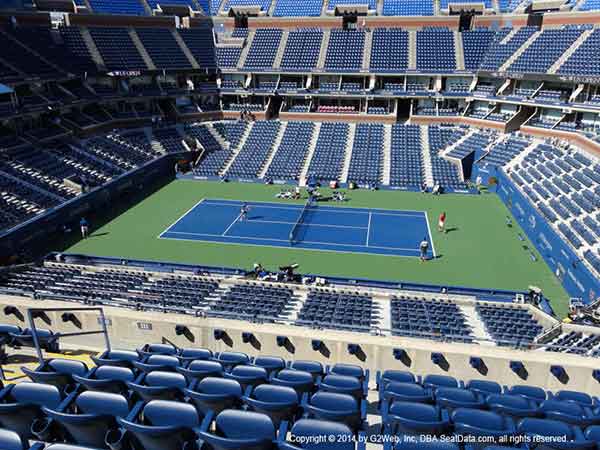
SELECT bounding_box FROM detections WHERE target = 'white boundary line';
[158,198,206,239]
[162,230,418,252]
[158,233,422,259]
[222,212,242,236]
[247,218,367,230]
[366,212,372,247]
[424,212,437,258]
[203,198,426,217]
[158,197,432,259]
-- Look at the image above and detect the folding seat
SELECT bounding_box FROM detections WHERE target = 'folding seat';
[553,391,597,407]
[486,393,540,419]
[0,429,30,450]
[383,401,450,437]
[466,380,502,397]
[507,385,547,403]
[584,426,600,449]
[518,418,595,449]
[177,360,224,383]
[253,356,286,375]
[41,391,130,447]
[318,374,365,399]
[423,375,459,390]
[0,382,62,440]
[0,324,21,346]
[177,347,213,365]
[91,349,139,367]
[115,400,207,450]
[213,351,250,370]
[224,365,269,390]
[302,392,364,431]
[133,354,180,373]
[22,359,88,389]
[243,384,299,427]
[288,360,324,379]
[199,409,276,450]
[452,409,515,445]
[383,382,434,404]
[435,387,486,411]
[270,369,315,395]
[278,419,356,450]
[185,377,243,414]
[127,371,186,402]
[72,366,135,394]
[10,328,59,352]
[137,343,178,358]
[539,399,598,427]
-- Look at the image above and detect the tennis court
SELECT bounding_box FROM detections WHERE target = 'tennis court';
[159,198,436,258]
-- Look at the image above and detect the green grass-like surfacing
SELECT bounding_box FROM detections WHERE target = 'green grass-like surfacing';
[67,180,569,317]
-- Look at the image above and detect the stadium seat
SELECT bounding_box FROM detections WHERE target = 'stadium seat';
[198,410,276,450]
[0,383,62,440]
[303,392,365,430]
[72,365,135,394]
[176,360,224,382]
[21,359,88,389]
[126,371,187,402]
[517,418,595,449]
[451,409,515,442]
[0,429,29,450]
[116,400,207,450]
[91,349,140,367]
[185,377,243,414]
[278,419,357,450]
[243,384,299,426]
[435,387,486,411]
[41,391,130,447]
[252,356,286,375]
[224,365,269,390]
[383,382,434,404]
[270,369,315,394]
[486,393,541,419]
[383,401,450,436]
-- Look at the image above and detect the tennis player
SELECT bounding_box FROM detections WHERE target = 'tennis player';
[240,203,250,221]
[438,211,446,233]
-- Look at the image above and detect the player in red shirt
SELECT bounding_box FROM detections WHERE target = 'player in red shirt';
[438,212,446,233]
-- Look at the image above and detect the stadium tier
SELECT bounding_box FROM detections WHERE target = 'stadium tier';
[1,5,600,450]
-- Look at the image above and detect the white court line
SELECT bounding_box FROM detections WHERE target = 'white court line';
[424,212,437,258]
[159,233,421,259]
[158,198,206,239]
[222,212,243,236]
[366,212,372,247]
[162,230,419,252]
[203,199,426,218]
[247,218,367,230]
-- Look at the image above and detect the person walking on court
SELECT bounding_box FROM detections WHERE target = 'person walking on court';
[80,217,89,239]
[240,203,250,221]
[419,238,429,262]
[438,211,446,233]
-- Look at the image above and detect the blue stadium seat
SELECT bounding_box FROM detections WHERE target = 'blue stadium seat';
[383,401,450,436]
[451,409,516,443]
[72,365,135,394]
[224,365,269,390]
[270,369,315,394]
[383,382,434,404]
[518,418,595,449]
[486,393,540,419]
[302,392,364,431]
[198,409,276,450]
[0,383,62,440]
[116,400,206,450]
[126,371,187,402]
[42,391,130,447]
[278,419,357,450]
[185,377,243,414]
[177,360,224,382]
[243,384,299,426]
[22,359,88,389]
[0,429,28,450]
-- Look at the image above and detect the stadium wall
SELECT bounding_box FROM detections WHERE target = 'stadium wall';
[490,168,600,306]
[0,154,182,263]
[1,294,598,394]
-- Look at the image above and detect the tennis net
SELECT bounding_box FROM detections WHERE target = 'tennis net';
[289,199,313,244]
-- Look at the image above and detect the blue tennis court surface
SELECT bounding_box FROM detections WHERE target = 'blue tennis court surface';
[159,199,436,258]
